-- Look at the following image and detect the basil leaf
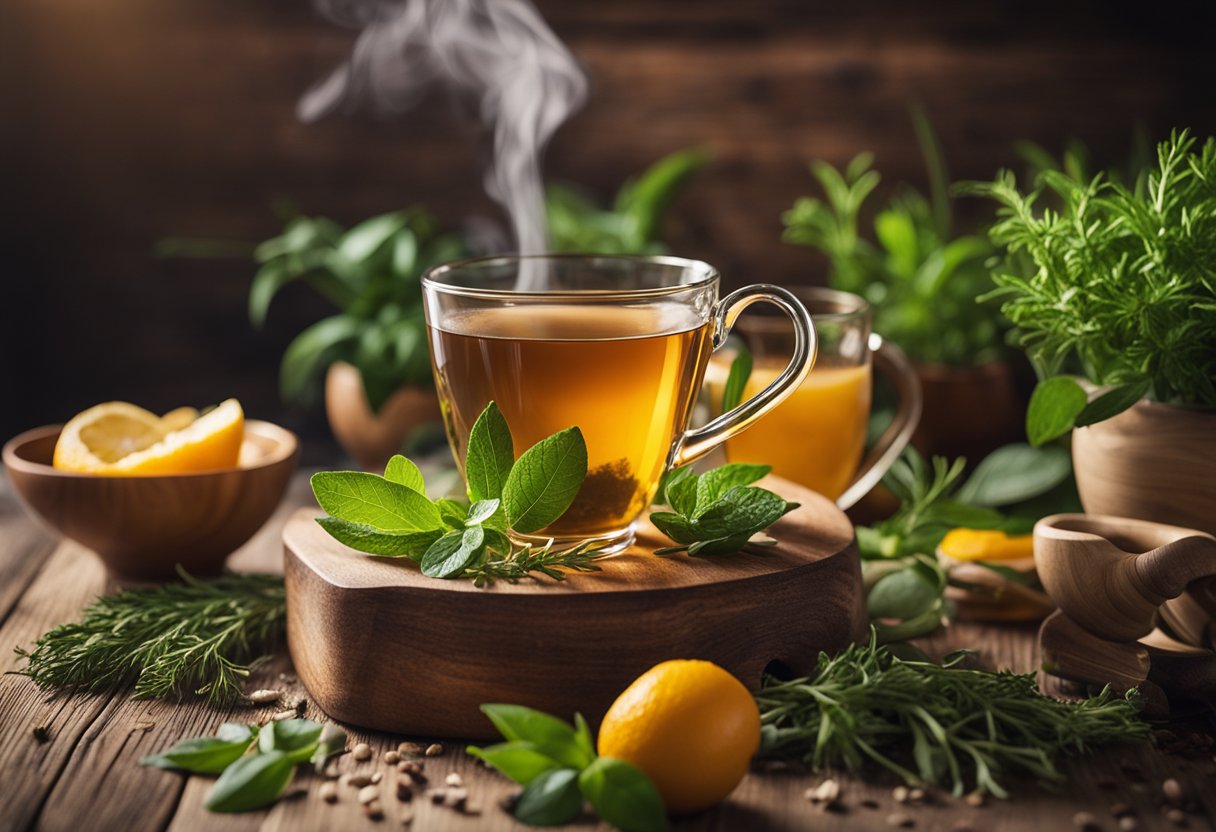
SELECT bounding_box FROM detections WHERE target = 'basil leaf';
[578,757,669,832]
[312,724,348,774]
[466,401,515,502]
[258,718,322,764]
[721,346,753,412]
[514,768,584,827]
[315,517,440,559]
[693,464,771,517]
[421,526,485,578]
[955,444,1072,507]
[649,512,699,546]
[1025,376,1088,447]
[140,728,256,774]
[480,704,595,770]
[384,454,426,494]
[466,740,560,785]
[1075,378,1151,428]
[868,568,939,620]
[465,499,501,527]
[311,471,442,532]
[435,498,470,530]
[503,427,588,534]
[693,486,793,540]
[205,749,295,813]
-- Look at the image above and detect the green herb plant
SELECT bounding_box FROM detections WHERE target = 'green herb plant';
[14,569,285,704]
[858,445,1072,642]
[782,109,1004,366]
[470,704,668,832]
[964,129,1216,445]
[142,719,347,813]
[756,635,1149,798]
[546,148,709,254]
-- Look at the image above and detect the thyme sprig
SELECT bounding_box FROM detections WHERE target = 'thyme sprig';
[468,539,608,587]
[14,568,285,704]
[756,636,1149,797]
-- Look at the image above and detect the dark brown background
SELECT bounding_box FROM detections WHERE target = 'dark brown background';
[3,0,1214,457]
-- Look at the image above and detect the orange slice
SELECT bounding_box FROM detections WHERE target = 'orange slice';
[53,399,245,475]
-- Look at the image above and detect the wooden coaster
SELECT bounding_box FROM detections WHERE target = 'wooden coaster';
[284,476,865,738]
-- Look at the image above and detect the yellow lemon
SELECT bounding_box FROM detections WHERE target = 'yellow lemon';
[938,528,1034,562]
[53,399,244,475]
[597,659,760,814]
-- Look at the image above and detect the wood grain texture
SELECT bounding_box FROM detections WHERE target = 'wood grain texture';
[285,476,866,738]
[1073,400,1216,536]
[0,473,1213,831]
[2,421,299,579]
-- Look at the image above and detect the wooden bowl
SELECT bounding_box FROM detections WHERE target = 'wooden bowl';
[3,421,298,580]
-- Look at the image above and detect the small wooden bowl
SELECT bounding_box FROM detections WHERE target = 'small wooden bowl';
[3,421,299,580]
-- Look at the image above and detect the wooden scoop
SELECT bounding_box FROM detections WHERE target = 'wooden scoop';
[1034,514,1216,643]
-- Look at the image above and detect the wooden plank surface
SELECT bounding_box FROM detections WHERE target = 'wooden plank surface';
[0,473,1213,832]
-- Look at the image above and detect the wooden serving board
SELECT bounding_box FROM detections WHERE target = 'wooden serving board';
[283,476,865,739]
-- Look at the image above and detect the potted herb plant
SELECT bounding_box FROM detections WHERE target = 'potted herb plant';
[968,130,1216,533]
[252,208,464,471]
[782,111,1021,460]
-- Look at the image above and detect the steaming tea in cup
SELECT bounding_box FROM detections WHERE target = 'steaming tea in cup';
[422,255,817,552]
[704,287,921,509]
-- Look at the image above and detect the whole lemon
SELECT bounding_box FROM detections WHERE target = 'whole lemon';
[597,659,760,814]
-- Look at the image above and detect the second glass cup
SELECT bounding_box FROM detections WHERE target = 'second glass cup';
[421,254,817,553]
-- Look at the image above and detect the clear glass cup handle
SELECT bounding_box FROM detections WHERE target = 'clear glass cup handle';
[671,284,817,468]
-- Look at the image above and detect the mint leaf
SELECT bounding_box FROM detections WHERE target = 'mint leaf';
[384,454,426,494]
[205,750,295,813]
[257,718,322,764]
[466,401,515,502]
[421,527,485,578]
[1026,376,1088,446]
[503,427,588,534]
[140,726,257,774]
[1075,378,1150,428]
[466,741,561,785]
[649,512,699,545]
[465,499,501,526]
[654,466,695,507]
[579,757,669,832]
[480,704,595,770]
[693,486,793,540]
[514,768,583,827]
[687,532,756,557]
[721,345,753,412]
[693,463,771,516]
[665,468,699,517]
[311,471,442,532]
[315,517,440,559]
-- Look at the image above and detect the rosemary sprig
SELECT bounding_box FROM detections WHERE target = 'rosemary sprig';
[756,636,1149,797]
[14,568,285,704]
[468,540,608,587]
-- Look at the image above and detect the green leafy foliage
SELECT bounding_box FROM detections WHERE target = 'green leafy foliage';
[547,148,709,254]
[250,208,465,411]
[650,463,798,557]
[782,110,1004,366]
[965,129,1216,430]
[470,704,669,831]
[756,636,1149,798]
[205,751,295,813]
[720,344,752,412]
[503,427,588,533]
[140,724,259,774]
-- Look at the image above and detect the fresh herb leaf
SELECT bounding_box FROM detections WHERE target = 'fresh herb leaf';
[310,471,442,532]
[480,704,595,770]
[579,757,669,832]
[653,465,695,508]
[1076,378,1152,428]
[692,464,771,516]
[311,724,348,774]
[435,497,470,529]
[465,499,502,527]
[664,468,699,517]
[384,454,426,493]
[205,750,295,813]
[315,517,440,559]
[503,427,589,534]
[648,466,796,557]
[257,719,322,764]
[649,512,699,546]
[421,527,486,579]
[466,401,515,501]
[954,444,1072,507]
[1026,376,1088,447]
[693,486,793,540]
[867,568,940,621]
[467,539,608,587]
[140,725,257,774]
[467,741,561,785]
[514,768,584,826]
[721,346,753,412]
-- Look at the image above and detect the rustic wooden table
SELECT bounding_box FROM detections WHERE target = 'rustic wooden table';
[1,474,1213,832]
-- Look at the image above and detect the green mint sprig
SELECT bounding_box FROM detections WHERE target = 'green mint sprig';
[469,704,668,832]
[650,463,798,557]
[311,401,605,584]
[142,720,348,812]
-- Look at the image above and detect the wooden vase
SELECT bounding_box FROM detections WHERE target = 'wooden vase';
[324,361,442,472]
[1072,400,1216,536]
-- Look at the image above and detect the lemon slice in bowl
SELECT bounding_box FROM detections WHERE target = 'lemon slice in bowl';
[53,399,245,475]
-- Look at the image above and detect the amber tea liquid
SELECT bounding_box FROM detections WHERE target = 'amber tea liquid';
[429,304,713,539]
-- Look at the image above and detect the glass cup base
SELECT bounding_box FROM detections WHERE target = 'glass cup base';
[510,525,636,558]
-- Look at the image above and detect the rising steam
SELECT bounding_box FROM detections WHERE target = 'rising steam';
[299,0,588,285]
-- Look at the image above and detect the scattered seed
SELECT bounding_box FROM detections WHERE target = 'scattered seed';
[1118,817,1138,831]
[444,786,469,809]
[460,800,482,816]
[500,788,522,813]
[810,778,840,804]
[893,786,910,803]
[399,805,414,827]
[32,725,50,743]
[396,779,414,802]
[246,689,281,704]
[347,774,374,788]
[339,774,353,788]
[372,772,384,785]
[407,770,429,786]
[1074,812,1101,831]
[384,750,401,765]
[352,742,373,761]
[363,800,384,820]
[886,811,914,828]
[425,743,444,757]
[964,792,984,808]
[1163,779,1184,804]
[319,782,338,804]
[398,759,424,775]
[908,788,926,804]
[358,785,380,805]
[271,709,296,722]
[278,671,298,683]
